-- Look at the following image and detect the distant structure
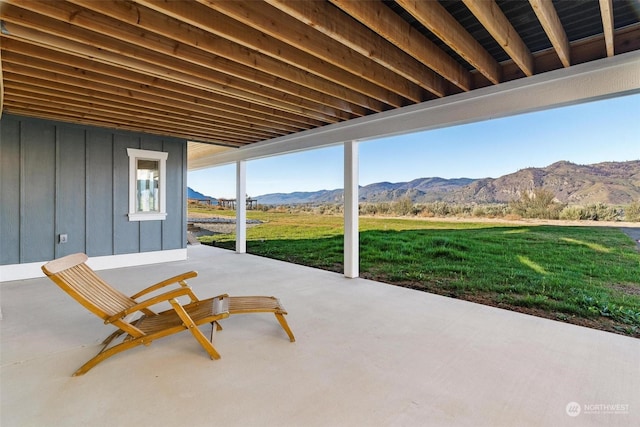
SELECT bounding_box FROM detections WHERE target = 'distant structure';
[188,198,214,206]
[218,197,258,210]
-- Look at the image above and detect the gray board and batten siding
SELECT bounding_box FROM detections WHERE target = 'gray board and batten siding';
[0,114,188,266]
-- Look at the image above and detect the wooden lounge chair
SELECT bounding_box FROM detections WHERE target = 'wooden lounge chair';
[41,253,295,376]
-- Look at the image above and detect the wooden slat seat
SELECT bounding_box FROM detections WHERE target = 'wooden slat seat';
[41,253,295,376]
[133,297,229,335]
[227,296,295,342]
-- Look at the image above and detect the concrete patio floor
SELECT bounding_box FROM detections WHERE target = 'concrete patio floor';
[1,245,638,426]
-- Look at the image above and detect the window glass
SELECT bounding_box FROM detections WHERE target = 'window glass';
[137,159,160,212]
[127,148,168,221]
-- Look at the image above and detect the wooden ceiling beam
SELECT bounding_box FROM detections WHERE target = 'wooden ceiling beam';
[529,0,571,67]
[3,81,266,142]
[67,0,371,117]
[599,0,615,57]
[462,0,534,77]
[4,1,357,121]
[479,23,640,88]
[265,0,444,98]
[3,95,252,146]
[137,0,393,110]
[1,38,324,130]
[200,0,423,105]
[2,50,301,136]
[3,72,283,141]
[395,0,501,85]
[330,0,471,91]
[5,102,248,146]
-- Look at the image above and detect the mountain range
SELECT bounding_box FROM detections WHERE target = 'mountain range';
[187,187,217,203]
[253,160,640,206]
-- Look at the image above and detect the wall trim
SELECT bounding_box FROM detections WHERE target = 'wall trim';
[0,249,188,282]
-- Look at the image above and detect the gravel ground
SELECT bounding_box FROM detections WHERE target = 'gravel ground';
[188,216,262,236]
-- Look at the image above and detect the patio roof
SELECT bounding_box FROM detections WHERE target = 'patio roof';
[2,245,639,426]
[1,0,639,155]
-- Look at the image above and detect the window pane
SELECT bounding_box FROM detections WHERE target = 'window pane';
[136,159,160,212]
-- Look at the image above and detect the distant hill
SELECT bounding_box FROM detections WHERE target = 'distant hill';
[187,187,217,204]
[255,160,640,206]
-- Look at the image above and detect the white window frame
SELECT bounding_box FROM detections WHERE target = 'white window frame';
[127,148,168,221]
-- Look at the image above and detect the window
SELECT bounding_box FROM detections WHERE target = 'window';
[127,148,168,221]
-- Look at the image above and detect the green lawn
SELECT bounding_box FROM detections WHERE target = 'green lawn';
[193,208,640,336]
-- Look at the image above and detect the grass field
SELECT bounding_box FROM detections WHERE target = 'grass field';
[191,206,640,337]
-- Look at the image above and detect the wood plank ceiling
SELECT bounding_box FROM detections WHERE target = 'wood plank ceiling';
[1,0,639,148]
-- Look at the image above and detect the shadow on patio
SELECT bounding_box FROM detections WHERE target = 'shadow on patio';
[1,245,638,426]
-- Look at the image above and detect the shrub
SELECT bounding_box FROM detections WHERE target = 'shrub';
[509,188,564,219]
[624,200,640,222]
[581,203,620,221]
[560,203,622,221]
[472,206,486,217]
[559,205,584,220]
[483,204,509,218]
[392,196,414,216]
[422,201,450,217]
[360,202,393,216]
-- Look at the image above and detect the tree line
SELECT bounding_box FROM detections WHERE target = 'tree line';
[256,188,640,222]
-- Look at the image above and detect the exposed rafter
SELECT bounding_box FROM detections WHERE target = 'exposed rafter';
[529,0,571,67]
[1,39,320,131]
[4,2,351,121]
[599,0,615,57]
[196,0,419,106]
[463,0,534,77]
[0,0,637,147]
[265,0,445,98]
[66,0,368,116]
[395,0,502,84]
[330,0,471,92]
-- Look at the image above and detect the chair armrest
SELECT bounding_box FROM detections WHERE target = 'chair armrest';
[105,287,195,324]
[130,271,198,300]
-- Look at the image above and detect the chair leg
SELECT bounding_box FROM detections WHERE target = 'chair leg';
[188,323,222,360]
[100,329,125,347]
[274,313,296,342]
[171,299,222,360]
[210,321,223,342]
[74,339,143,376]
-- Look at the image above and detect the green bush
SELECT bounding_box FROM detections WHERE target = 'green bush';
[392,196,414,216]
[423,201,450,217]
[625,200,640,222]
[472,206,487,217]
[483,204,510,218]
[581,203,620,221]
[559,205,584,220]
[509,188,564,219]
[360,202,392,216]
[560,203,624,221]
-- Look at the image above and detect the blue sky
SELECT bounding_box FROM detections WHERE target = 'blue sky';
[188,93,640,198]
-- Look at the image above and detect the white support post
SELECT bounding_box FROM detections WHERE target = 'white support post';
[236,160,247,254]
[344,140,359,278]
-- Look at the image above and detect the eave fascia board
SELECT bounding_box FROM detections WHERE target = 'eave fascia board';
[188,50,640,170]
